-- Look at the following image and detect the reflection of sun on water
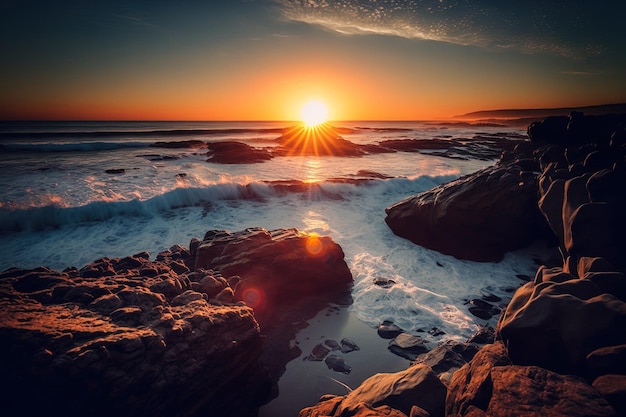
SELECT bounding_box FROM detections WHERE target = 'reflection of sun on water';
[303,158,322,183]
[303,210,329,233]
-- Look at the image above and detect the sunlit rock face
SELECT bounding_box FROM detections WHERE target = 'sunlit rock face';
[0,252,266,417]
[445,342,618,417]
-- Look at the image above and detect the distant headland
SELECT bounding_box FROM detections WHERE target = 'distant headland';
[454,103,626,125]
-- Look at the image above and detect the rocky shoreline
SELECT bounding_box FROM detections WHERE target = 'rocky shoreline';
[2,113,625,416]
[304,112,625,417]
[0,228,352,417]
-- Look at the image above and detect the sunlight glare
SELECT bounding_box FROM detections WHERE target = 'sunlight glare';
[300,100,328,127]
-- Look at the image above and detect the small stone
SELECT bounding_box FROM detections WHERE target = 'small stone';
[378,320,404,339]
[389,333,429,360]
[340,338,360,353]
[306,343,330,361]
[479,291,501,302]
[468,306,493,320]
[469,299,494,310]
[324,339,341,351]
[428,327,445,337]
[324,354,352,374]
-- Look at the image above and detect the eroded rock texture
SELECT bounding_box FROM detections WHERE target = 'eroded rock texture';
[0,228,353,417]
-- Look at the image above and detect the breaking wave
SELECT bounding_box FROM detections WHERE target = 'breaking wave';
[0,174,453,232]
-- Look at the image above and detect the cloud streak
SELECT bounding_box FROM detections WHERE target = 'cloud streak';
[275,0,602,59]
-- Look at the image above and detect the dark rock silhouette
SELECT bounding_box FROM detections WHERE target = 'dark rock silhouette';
[206,140,273,164]
[384,155,550,262]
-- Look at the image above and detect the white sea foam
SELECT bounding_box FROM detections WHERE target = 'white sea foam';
[0,120,541,341]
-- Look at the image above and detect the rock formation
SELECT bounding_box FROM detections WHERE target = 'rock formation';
[384,153,550,262]
[0,228,353,417]
[305,112,626,417]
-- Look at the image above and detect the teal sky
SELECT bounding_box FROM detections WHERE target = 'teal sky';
[1,0,625,120]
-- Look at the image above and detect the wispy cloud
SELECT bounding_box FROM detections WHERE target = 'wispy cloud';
[274,0,601,59]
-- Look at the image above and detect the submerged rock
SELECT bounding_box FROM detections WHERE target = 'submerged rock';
[306,343,331,361]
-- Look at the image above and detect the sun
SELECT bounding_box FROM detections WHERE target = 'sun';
[300,100,329,127]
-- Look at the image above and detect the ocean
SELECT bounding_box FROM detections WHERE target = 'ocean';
[0,120,550,413]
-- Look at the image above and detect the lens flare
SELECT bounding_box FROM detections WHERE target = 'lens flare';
[305,234,324,256]
[241,287,264,309]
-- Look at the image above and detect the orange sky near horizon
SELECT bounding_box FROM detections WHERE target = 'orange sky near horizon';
[1,2,625,121]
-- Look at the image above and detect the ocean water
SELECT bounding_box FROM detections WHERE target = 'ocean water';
[0,120,549,412]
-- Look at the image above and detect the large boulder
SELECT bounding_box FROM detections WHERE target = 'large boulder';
[385,160,548,262]
[192,228,353,320]
[497,274,626,375]
[446,342,618,417]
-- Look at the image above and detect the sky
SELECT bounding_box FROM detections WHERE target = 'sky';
[1,0,625,121]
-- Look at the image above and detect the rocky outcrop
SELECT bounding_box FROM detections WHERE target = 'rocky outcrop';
[446,342,618,417]
[384,154,550,262]
[0,228,352,417]
[300,327,495,417]
[447,112,626,416]
[0,258,265,417]
[206,141,273,163]
[306,113,626,417]
[192,227,353,323]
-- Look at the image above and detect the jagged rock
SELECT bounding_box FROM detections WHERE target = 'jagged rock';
[298,396,408,417]
[340,364,446,417]
[476,364,617,416]
[0,263,267,417]
[385,159,549,262]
